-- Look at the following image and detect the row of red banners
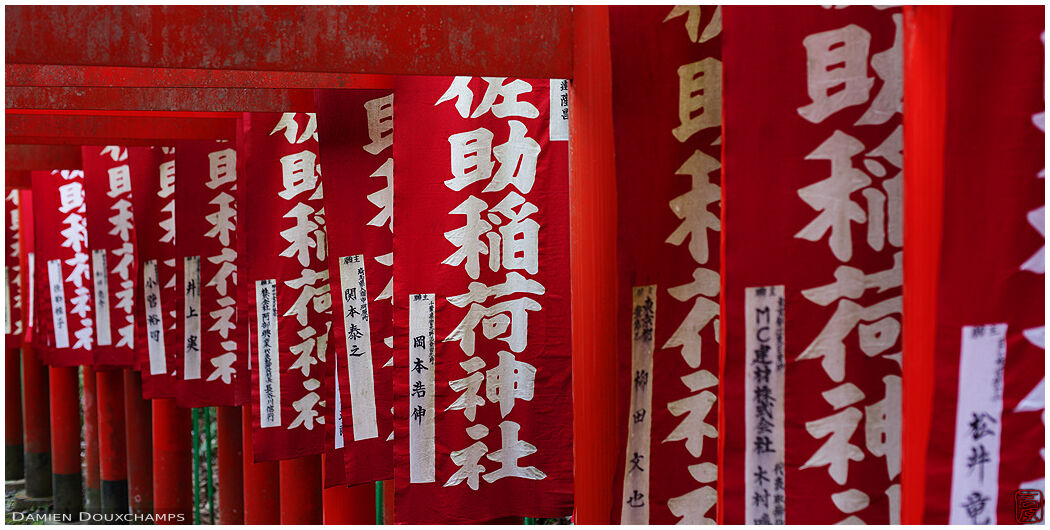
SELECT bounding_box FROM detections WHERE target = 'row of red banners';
[3,5,1042,524]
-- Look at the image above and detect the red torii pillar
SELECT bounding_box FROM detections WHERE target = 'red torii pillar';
[6,347,25,481]
[83,365,100,512]
[242,405,280,524]
[569,5,619,524]
[16,197,52,501]
[216,405,244,524]
[96,368,129,515]
[153,398,192,523]
[901,5,951,524]
[279,456,323,524]
[124,370,153,515]
[49,366,83,515]
[20,344,52,500]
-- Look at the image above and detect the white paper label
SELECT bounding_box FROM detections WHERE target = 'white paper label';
[91,249,112,346]
[183,255,202,380]
[550,79,569,141]
[620,285,656,524]
[745,285,787,525]
[409,293,436,483]
[4,266,11,335]
[142,260,167,375]
[949,323,1007,525]
[340,254,379,441]
[47,259,69,349]
[256,279,281,428]
[27,252,35,325]
[334,353,345,450]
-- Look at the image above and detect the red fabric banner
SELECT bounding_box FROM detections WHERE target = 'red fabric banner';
[6,189,25,348]
[131,147,180,398]
[607,6,723,524]
[921,7,1045,524]
[173,140,247,407]
[722,6,903,524]
[243,112,332,462]
[314,88,396,487]
[392,76,573,523]
[31,169,95,366]
[82,146,148,367]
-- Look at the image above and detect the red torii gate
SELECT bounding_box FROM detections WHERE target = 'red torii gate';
[5,5,618,524]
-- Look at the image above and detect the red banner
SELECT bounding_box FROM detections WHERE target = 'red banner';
[315,88,396,486]
[722,6,903,524]
[6,189,25,348]
[243,112,332,462]
[173,140,247,407]
[921,7,1045,524]
[31,169,95,366]
[131,147,180,398]
[608,6,722,524]
[392,76,573,523]
[82,146,148,367]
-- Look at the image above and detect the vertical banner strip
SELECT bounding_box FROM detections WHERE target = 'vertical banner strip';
[143,260,168,375]
[256,279,281,428]
[341,254,379,440]
[620,285,656,524]
[91,249,113,346]
[47,258,69,349]
[744,285,787,524]
[183,255,202,380]
[948,323,1007,524]
[408,293,436,483]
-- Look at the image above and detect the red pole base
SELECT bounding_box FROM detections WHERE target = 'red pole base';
[152,398,192,524]
[124,370,153,515]
[6,348,25,481]
[21,345,51,498]
[279,455,322,524]
[49,365,82,515]
[83,365,100,513]
[96,368,128,515]
[216,406,244,524]
[383,479,393,524]
[241,405,279,524]
[322,479,375,524]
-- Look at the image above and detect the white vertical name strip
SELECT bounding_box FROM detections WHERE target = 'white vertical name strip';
[27,253,35,324]
[183,255,202,380]
[334,354,345,450]
[256,279,281,428]
[409,293,436,483]
[949,323,1007,525]
[620,285,657,524]
[47,259,69,348]
[4,267,11,334]
[550,79,569,141]
[745,285,787,525]
[91,249,113,346]
[142,260,167,375]
[340,255,379,440]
